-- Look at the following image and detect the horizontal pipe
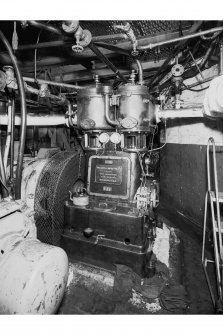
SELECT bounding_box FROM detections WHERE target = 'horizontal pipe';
[0,113,68,126]
[25,84,66,103]
[26,20,64,36]
[23,76,84,90]
[138,26,223,51]
[92,33,127,42]
[157,108,204,121]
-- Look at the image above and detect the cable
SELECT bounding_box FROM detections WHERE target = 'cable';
[147,121,167,153]
[34,20,51,79]
[183,82,209,92]
[0,176,9,194]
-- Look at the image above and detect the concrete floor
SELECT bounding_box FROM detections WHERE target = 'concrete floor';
[57,214,214,315]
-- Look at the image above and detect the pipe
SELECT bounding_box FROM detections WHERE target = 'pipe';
[0,113,68,126]
[135,59,143,84]
[25,21,63,36]
[23,76,83,90]
[0,128,8,198]
[0,30,27,200]
[114,22,138,55]
[156,107,204,122]
[220,43,223,75]
[138,26,223,51]
[25,84,66,103]
[148,21,203,87]
[3,101,12,170]
[104,94,119,126]
[88,42,128,83]
[10,94,15,182]
[18,34,127,51]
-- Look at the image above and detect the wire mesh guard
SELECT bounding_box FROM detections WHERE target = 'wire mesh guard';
[34,150,85,246]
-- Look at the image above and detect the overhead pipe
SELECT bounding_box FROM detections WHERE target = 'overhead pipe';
[88,42,128,83]
[0,30,27,200]
[138,26,223,51]
[23,76,83,90]
[25,84,66,103]
[22,20,64,36]
[18,33,127,52]
[148,21,203,87]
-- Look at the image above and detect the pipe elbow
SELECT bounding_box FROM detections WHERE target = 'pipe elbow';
[104,94,119,127]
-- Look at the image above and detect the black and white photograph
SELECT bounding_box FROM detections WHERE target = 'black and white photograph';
[0,1,222,332]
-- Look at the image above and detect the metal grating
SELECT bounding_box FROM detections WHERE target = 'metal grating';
[80,20,191,38]
[34,150,85,246]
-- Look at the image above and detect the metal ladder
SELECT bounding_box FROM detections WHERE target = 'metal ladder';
[202,137,223,311]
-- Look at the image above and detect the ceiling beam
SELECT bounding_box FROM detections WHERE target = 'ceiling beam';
[52,59,165,83]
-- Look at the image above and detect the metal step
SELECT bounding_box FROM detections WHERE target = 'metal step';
[210,191,223,203]
[214,220,223,233]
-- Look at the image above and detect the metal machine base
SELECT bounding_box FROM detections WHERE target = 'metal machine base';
[61,200,152,276]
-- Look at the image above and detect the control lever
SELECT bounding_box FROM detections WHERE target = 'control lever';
[94,234,105,245]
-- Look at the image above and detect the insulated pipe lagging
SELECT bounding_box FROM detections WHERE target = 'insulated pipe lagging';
[0,113,69,126]
[0,30,27,200]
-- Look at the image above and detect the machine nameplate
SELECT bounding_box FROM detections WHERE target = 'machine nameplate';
[87,155,131,199]
[95,165,122,185]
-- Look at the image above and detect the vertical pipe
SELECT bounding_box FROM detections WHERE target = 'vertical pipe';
[0,30,27,200]
[10,94,15,183]
[220,42,223,75]
[0,129,8,198]
[135,59,143,84]
[3,101,12,170]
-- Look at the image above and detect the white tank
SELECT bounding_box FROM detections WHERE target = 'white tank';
[0,238,68,314]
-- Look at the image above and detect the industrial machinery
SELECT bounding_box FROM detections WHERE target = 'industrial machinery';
[0,200,69,314]
[61,77,160,276]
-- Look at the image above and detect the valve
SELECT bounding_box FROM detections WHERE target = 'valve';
[72,27,92,53]
[114,22,139,56]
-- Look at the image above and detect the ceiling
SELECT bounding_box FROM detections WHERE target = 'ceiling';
[0,20,221,96]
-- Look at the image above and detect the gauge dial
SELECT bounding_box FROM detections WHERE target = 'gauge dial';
[98,132,110,144]
[110,132,121,144]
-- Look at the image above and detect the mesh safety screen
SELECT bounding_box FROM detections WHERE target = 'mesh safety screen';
[34,150,85,245]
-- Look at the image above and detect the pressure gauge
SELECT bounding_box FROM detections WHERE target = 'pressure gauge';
[98,132,110,144]
[110,132,121,144]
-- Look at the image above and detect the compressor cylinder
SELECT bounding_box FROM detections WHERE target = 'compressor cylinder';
[76,84,114,130]
[117,83,155,132]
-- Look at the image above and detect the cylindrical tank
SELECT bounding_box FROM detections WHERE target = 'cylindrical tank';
[77,84,114,130]
[0,238,68,314]
[117,83,155,132]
